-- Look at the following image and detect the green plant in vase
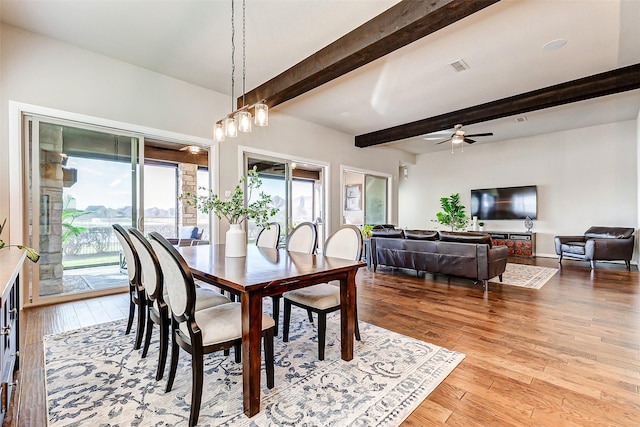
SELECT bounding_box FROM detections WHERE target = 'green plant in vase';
[0,218,40,262]
[434,193,470,231]
[361,224,374,239]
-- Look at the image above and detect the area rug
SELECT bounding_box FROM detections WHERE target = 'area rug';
[44,305,464,426]
[491,262,558,289]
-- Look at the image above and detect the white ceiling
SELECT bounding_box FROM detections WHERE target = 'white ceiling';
[2,0,639,155]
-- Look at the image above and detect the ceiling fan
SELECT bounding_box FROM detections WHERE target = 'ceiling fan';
[435,124,493,145]
[179,145,205,154]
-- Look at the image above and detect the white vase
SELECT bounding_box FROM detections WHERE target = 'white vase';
[225,224,247,257]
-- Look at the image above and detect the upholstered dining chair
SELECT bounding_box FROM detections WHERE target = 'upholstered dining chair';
[282,224,362,360]
[128,228,231,381]
[112,224,145,350]
[148,231,275,427]
[269,222,319,334]
[256,222,281,248]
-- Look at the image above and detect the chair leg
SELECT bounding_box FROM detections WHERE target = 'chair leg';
[590,260,595,269]
[141,310,154,358]
[156,316,169,381]
[125,297,135,335]
[318,312,327,361]
[189,349,204,427]
[165,329,180,393]
[307,309,314,323]
[234,343,241,363]
[626,260,631,270]
[264,329,275,389]
[134,295,146,350]
[271,295,281,336]
[354,307,361,342]
[283,299,291,342]
[499,274,503,282]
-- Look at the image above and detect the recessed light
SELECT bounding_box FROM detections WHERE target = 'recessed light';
[542,39,567,52]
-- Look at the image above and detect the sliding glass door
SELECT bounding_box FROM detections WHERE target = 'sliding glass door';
[245,155,325,249]
[26,117,139,303]
[24,117,213,305]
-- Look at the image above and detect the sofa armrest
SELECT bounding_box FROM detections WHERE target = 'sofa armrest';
[476,245,508,280]
[585,236,635,261]
[554,235,586,255]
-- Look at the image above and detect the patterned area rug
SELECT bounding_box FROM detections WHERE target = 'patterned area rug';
[491,263,558,289]
[44,304,464,426]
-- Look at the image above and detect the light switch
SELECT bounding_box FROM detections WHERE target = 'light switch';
[224,190,231,198]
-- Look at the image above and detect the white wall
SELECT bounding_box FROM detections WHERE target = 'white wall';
[0,24,407,242]
[399,120,638,257]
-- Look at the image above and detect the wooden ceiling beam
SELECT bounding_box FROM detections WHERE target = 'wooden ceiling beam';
[355,63,640,147]
[239,0,500,109]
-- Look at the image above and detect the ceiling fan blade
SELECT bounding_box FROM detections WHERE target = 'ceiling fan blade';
[464,138,476,144]
[435,139,450,145]
[465,132,493,137]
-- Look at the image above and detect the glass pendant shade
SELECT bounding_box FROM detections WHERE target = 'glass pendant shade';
[254,103,269,126]
[214,122,225,142]
[236,111,252,133]
[224,117,238,138]
[452,134,464,144]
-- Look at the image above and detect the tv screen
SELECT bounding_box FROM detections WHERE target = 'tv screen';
[470,185,537,220]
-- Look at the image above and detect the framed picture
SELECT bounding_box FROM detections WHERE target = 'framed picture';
[344,184,362,211]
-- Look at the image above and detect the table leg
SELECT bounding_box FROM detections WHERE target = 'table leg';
[340,269,356,361]
[241,291,263,417]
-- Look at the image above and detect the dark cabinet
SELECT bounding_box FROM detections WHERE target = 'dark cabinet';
[0,249,24,424]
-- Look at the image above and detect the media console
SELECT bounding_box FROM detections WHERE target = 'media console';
[487,231,536,258]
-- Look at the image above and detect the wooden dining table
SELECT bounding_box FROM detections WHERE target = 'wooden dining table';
[178,244,366,417]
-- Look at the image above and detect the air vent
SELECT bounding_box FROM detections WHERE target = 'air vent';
[514,116,528,123]
[449,59,470,72]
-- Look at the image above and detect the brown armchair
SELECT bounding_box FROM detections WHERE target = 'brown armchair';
[555,226,635,270]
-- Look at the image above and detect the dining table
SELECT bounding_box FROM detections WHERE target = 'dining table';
[177,243,366,417]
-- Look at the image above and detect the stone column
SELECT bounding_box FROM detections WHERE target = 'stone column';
[178,163,198,228]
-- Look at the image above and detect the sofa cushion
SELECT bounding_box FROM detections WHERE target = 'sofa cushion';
[439,231,492,247]
[370,228,404,238]
[404,230,438,240]
[584,226,634,239]
[562,241,586,255]
[372,224,396,229]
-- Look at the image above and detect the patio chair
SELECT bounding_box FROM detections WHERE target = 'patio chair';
[167,226,204,247]
[282,225,362,360]
[148,231,275,427]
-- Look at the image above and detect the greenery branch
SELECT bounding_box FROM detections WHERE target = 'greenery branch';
[0,218,40,263]
[182,167,278,228]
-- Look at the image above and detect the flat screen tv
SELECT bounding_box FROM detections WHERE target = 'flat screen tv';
[470,185,537,220]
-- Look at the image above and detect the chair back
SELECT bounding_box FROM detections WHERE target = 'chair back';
[128,228,162,300]
[149,231,196,321]
[286,222,317,254]
[324,225,363,261]
[113,224,139,285]
[256,222,281,248]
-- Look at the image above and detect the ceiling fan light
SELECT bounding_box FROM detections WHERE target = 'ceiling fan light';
[236,111,252,133]
[188,145,201,154]
[214,122,225,142]
[452,134,464,144]
[224,117,238,138]
[254,103,268,126]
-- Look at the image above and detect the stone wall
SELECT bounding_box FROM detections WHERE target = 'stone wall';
[178,163,198,228]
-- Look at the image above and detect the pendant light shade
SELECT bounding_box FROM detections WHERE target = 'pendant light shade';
[224,117,238,138]
[254,103,269,126]
[214,122,225,142]
[236,111,252,133]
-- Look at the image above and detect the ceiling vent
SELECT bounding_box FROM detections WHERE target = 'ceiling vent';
[514,116,528,123]
[449,59,470,72]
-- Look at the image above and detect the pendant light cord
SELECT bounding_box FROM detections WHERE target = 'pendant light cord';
[231,0,235,112]
[242,0,246,108]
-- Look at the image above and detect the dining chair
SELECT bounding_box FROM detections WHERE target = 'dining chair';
[282,224,362,360]
[269,222,319,334]
[256,222,281,248]
[128,228,231,381]
[112,224,145,350]
[148,231,275,427]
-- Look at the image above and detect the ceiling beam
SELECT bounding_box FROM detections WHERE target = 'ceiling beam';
[239,0,501,109]
[355,63,640,147]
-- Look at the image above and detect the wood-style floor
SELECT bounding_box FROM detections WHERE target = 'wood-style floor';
[13,257,640,426]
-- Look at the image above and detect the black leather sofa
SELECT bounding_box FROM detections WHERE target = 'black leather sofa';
[370,228,509,290]
[554,226,635,269]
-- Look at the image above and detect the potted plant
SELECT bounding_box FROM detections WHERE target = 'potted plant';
[0,218,40,263]
[478,222,485,232]
[183,167,278,257]
[434,193,470,231]
[361,224,373,239]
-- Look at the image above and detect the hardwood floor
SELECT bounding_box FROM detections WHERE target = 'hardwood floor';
[13,257,640,426]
